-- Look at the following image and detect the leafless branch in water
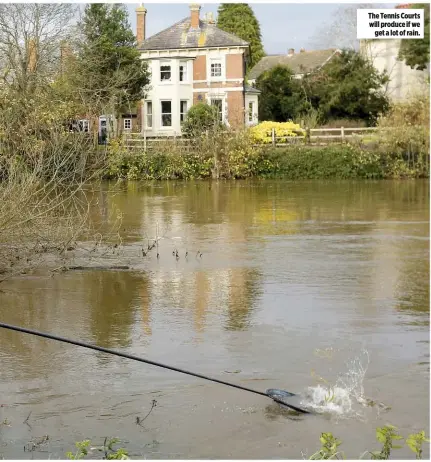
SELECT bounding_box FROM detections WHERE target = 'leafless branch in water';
[136,399,157,427]
[23,411,32,427]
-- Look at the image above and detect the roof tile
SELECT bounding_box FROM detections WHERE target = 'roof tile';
[139,17,249,51]
[248,49,339,80]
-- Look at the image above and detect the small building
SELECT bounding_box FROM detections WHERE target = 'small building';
[359,39,429,102]
[131,3,260,137]
[358,4,429,102]
[248,48,341,84]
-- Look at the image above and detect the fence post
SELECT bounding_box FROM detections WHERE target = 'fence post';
[306,127,311,144]
[410,141,415,169]
[271,128,276,147]
[341,126,345,142]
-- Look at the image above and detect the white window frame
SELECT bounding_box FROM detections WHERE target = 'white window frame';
[123,118,132,130]
[78,119,89,132]
[160,61,172,83]
[209,57,224,81]
[179,61,188,83]
[145,101,153,129]
[210,98,224,123]
[248,102,254,122]
[160,100,172,127]
[180,100,189,124]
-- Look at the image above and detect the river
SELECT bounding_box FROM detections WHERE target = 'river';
[0,179,429,459]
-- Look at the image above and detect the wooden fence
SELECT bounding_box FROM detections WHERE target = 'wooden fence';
[122,133,190,151]
[122,126,382,150]
[270,127,380,146]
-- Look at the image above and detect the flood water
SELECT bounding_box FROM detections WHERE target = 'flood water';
[0,179,429,459]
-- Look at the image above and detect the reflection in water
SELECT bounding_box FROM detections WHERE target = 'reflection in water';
[193,271,209,333]
[83,271,147,349]
[225,268,261,331]
[0,271,150,379]
[140,276,152,336]
[395,252,429,320]
[0,179,429,459]
[264,403,304,422]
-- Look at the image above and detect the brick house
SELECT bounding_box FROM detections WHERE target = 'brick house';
[130,3,259,137]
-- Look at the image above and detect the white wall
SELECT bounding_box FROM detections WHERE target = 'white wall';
[142,58,193,136]
[360,39,429,102]
[245,93,259,126]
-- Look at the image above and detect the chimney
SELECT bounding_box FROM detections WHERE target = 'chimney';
[300,48,305,53]
[190,3,201,29]
[27,38,37,73]
[60,40,73,74]
[287,48,295,56]
[136,3,147,45]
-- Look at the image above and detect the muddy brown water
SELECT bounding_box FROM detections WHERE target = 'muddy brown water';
[0,179,429,459]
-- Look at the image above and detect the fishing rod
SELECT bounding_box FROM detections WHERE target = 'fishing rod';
[0,322,310,414]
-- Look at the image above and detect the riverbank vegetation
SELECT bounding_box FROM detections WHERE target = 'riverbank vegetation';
[106,93,429,181]
[66,438,129,460]
[0,3,145,281]
[309,426,429,460]
[63,425,429,460]
[106,141,429,182]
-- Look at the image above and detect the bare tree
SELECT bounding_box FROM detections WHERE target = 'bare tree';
[308,4,384,51]
[0,3,78,92]
[307,4,401,101]
[0,4,123,283]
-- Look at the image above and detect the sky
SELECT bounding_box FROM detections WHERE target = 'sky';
[126,3,398,55]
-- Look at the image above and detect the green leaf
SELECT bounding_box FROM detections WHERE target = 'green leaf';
[376,431,385,444]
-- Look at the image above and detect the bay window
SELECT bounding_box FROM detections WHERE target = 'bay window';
[161,100,172,127]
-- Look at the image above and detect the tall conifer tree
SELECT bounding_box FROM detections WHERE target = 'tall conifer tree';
[217,4,265,71]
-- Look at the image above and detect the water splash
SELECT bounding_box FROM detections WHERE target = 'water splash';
[300,349,370,418]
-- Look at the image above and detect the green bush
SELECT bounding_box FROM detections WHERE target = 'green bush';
[310,426,429,460]
[105,131,275,180]
[374,95,430,178]
[262,145,385,179]
[181,103,223,138]
[105,133,429,181]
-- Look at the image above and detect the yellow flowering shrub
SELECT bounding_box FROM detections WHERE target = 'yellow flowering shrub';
[249,121,305,144]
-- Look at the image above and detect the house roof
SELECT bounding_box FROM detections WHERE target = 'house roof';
[248,49,339,81]
[139,17,249,51]
[245,84,261,94]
